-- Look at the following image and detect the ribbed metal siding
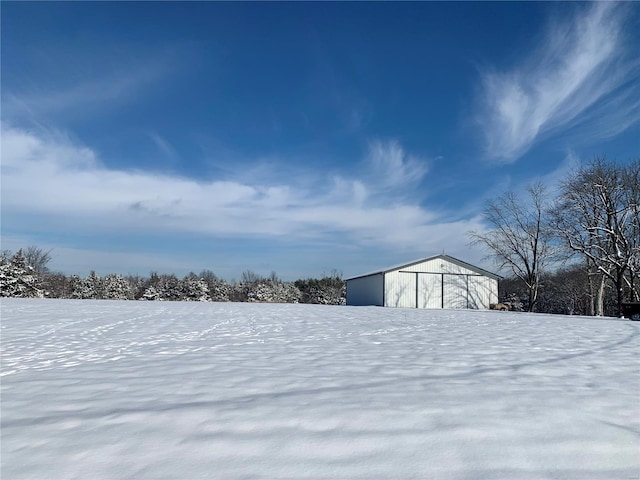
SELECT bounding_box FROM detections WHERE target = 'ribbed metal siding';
[346,274,384,306]
[442,274,469,309]
[418,273,442,308]
[468,275,498,309]
[399,257,478,275]
[384,271,416,308]
[383,258,498,309]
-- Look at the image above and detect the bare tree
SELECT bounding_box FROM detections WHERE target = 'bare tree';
[0,250,12,265]
[551,157,639,316]
[23,246,53,276]
[470,183,555,312]
[241,270,262,284]
[623,159,640,301]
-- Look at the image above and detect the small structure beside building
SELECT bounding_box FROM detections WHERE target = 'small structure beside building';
[346,254,499,309]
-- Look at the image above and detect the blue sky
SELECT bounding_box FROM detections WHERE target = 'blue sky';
[2,2,639,281]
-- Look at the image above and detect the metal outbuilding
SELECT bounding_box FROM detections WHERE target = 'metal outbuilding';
[346,254,500,309]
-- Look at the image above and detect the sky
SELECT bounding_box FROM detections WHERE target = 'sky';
[2,2,639,281]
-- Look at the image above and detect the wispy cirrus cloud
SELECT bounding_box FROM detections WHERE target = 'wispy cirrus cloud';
[476,2,639,163]
[146,131,179,160]
[2,45,186,125]
[1,124,479,259]
[365,139,429,191]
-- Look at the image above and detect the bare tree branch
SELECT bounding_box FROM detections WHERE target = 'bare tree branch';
[470,183,555,312]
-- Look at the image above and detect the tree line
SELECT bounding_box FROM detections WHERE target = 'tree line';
[0,248,346,305]
[471,156,639,316]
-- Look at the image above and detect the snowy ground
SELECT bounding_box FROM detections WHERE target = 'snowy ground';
[1,299,639,480]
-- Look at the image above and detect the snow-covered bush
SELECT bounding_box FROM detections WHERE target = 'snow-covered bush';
[207,279,231,302]
[198,270,231,302]
[69,271,103,299]
[69,275,84,299]
[504,293,524,312]
[41,272,73,299]
[140,286,161,301]
[181,274,211,302]
[270,281,302,303]
[137,273,183,301]
[229,271,301,303]
[84,271,103,299]
[295,276,346,305]
[102,274,133,300]
[243,281,301,303]
[157,274,182,301]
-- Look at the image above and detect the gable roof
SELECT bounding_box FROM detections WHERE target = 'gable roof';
[346,254,501,281]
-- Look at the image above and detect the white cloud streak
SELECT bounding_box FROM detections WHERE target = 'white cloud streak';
[147,132,179,160]
[476,3,639,162]
[2,47,180,124]
[366,140,429,191]
[1,125,480,259]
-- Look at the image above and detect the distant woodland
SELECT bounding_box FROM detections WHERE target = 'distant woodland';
[0,247,345,305]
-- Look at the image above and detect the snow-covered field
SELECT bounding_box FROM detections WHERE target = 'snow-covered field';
[1,299,638,480]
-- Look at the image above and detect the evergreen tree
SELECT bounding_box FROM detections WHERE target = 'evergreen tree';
[42,272,73,299]
[158,274,182,301]
[102,274,133,300]
[295,275,346,305]
[141,285,161,301]
[181,274,211,302]
[83,271,103,299]
[0,249,44,298]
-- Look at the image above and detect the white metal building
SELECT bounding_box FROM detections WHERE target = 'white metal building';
[346,254,499,309]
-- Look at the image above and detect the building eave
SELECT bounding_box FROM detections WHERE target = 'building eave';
[346,254,501,282]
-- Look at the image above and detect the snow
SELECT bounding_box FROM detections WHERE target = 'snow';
[1,299,639,480]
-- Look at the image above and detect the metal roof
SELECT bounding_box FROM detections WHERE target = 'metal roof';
[345,254,501,281]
